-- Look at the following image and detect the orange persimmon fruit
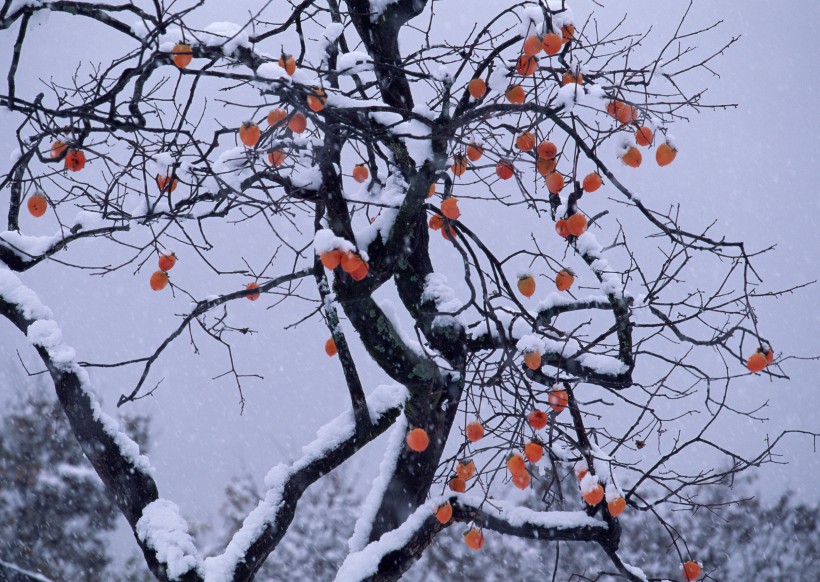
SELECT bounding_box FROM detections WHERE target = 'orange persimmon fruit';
[27,194,47,218]
[524,441,543,463]
[352,164,369,183]
[245,282,261,301]
[441,198,461,220]
[435,502,453,524]
[496,161,515,180]
[523,350,542,371]
[150,271,169,291]
[555,269,575,292]
[621,146,642,168]
[527,409,548,430]
[172,43,193,69]
[566,213,587,236]
[582,172,602,192]
[320,250,341,270]
[542,33,562,56]
[158,253,176,272]
[406,428,429,452]
[239,122,261,148]
[465,421,484,442]
[468,78,486,99]
[517,275,536,298]
[656,142,678,167]
[64,150,86,172]
[463,528,484,550]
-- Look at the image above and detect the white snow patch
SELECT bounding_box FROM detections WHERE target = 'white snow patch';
[348,414,408,552]
[136,500,201,580]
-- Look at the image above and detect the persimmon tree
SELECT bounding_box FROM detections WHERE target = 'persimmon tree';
[0,1,811,581]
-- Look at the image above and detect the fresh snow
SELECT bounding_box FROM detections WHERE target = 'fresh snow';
[348,414,408,552]
[136,499,202,580]
[204,384,408,582]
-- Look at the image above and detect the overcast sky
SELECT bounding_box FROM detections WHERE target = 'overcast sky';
[1,0,818,568]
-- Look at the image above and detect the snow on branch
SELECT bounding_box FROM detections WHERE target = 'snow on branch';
[336,495,611,581]
[204,385,408,582]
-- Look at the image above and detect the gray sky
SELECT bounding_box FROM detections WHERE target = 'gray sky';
[1,0,818,567]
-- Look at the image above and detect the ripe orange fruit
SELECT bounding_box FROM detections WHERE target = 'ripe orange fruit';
[267,108,287,127]
[341,252,364,274]
[463,528,484,550]
[766,349,775,365]
[606,100,636,125]
[352,164,369,183]
[523,351,542,371]
[325,338,337,357]
[435,502,453,524]
[682,561,702,581]
[635,126,653,147]
[278,53,296,75]
[288,112,307,134]
[515,131,536,152]
[517,275,536,298]
[449,475,467,493]
[506,85,525,104]
[172,43,192,68]
[506,453,526,477]
[537,140,558,159]
[465,421,484,442]
[523,35,542,56]
[561,24,575,44]
[496,161,515,180]
[536,157,557,176]
[608,496,626,517]
[246,282,261,301]
[515,55,538,77]
[468,78,486,99]
[429,214,444,231]
[546,172,563,194]
[307,87,327,112]
[158,253,176,272]
[50,140,68,159]
[451,154,468,177]
[562,71,583,86]
[239,122,260,148]
[582,172,602,193]
[64,150,86,172]
[320,250,341,270]
[542,33,562,56]
[621,146,642,168]
[456,459,476,480]
[406,428,429,452]
[555,269,574,292]
[566,213,587,236]
[555,219,570,238]
[427,184,436,198]
[746,352,767,373]
[156,174,178,192]
[524,441,543,463]
[268,149,287,167]
[441,198,461,220]
[548,389,568,414]
[656,142,677,166]
[466,143,483,161]
[349,261,370,282]
[527,410,548,430]
[27,194,47,218]
[512,470,531,489]
[150,271,169,291]
[582,482,604,506]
